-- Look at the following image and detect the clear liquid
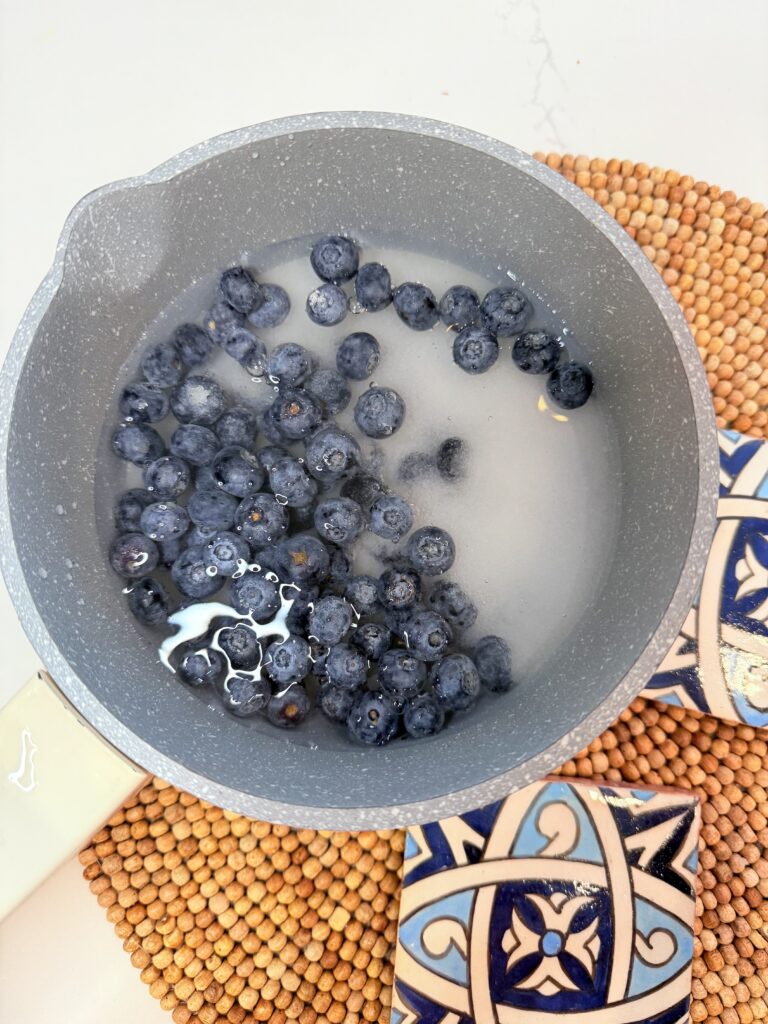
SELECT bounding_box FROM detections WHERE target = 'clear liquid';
[105,240,622,684]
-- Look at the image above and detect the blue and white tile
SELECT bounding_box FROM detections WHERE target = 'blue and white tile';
[392,777,700,1024]
[644,428,768,725]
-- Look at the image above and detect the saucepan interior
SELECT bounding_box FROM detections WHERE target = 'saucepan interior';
[0,114,716,827]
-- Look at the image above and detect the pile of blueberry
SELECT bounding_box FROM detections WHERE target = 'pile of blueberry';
[108,235,591,746]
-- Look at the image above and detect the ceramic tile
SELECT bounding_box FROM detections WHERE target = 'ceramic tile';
[392,777,700,1024]
[644,428,768,725]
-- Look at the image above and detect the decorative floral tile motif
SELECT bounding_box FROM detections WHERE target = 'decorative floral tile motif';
[392,778,700,1024]
[644,429,768,725]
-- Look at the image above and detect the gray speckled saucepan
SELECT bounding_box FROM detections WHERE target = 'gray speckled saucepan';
[0,112,718,830]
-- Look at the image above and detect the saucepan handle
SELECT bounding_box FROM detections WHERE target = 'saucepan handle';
[0,671,148,921]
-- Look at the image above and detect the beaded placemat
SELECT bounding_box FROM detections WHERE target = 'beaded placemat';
[79,157,768,1024]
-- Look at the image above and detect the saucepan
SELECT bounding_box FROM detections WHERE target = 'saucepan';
[0,112,718,918]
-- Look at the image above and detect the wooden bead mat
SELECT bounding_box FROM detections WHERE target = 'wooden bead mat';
[79,156,768,1024]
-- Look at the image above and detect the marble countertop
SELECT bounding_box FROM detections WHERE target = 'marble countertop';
[0,0,765,1020]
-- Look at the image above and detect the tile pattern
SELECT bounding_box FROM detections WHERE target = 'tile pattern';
[644,429,768,725]
[392,778,700,1023]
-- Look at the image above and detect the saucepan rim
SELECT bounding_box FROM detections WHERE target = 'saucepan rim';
[0,111,719,827]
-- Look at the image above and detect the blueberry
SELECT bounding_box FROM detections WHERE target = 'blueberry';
[473,635,513,692]
[143,455,192,499]
[369,494,413,543]
[204,302,244,345]
[220,326,267,372]
[352,621,391,661]
[435,437,467,481]
[310,235,359,284]
[230,571,280,620]
[170,375,227,425]
[173,324,214,367]
[190,473,247,523]
[325,643,368,691]
[131,512,183,561]
[398,452,435,482]
[318,684,357,724]
[329,547,353,584]
[256,445,289,474]
[266,343,315,387]
[271,388,323,440]
[306,283,348,326]
[427,581,477,630]
[202,531,250,576]
[305,368,351,414]
[177,648,225,687]
[239,339,272,377]
[347,690,400,746]
[354,387,405,439]
[235,492,289,547]
[252,544,282,577]
[140,501,189,542]
[405,609,452,661]
[308,643,330,686]
[266,683,311,728]
[170,424,219,467]
[431,654,481,711]
[439,285,480,331]
[404,693,446,738]
[195,465,218,492]
[378,649,426,700]
[128,576,170,627]
[247,283,290,328]
[304,425,360,481]
[219,623,261,670]
[186,523,218,548]
[546,360,593,410]
[109,532,159,578]
[340,473,386,512]
[453,326,499,374]
[171,545,224,598]
[187,488,239,530]
[142,340,183,388]
[275,534,331,584]
[392,282,439,331]
[286,583,319,634]
[220,266,263,314]
[512,329,561,375]
[311,497,363,547]
[344,575,380,616]
[378,568,422,611]
[211,446,264,498]
[112,422,165,465]
[114,488,154,533]
[481,286,531,337]
[119,382,169,424]
[336,332,380,381]
[264,635,311,684]
[354,262,392,312]
[308,595,353,644]
[259,403,287,445]
[215,406,258,449]
[407,526,455,576]
[158,535,185,568]
[268,457,318,509]
[385,605,420,641]
[220,674,270,717]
